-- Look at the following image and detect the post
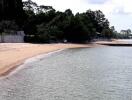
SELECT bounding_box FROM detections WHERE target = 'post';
[1,32,4,42]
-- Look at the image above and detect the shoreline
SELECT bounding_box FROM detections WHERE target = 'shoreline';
[0,49,66,78]
[95,39,132,46]
[0,43,95,77]
[0,39,131,77]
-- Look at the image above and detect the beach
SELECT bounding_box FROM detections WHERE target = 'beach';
[0,43,95,76]
[0,44,132,100]
[0,39,131,76]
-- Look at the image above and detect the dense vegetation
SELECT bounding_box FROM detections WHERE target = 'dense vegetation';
[0,0,25,28]
[0,0,131,43]
[23,0,112,43]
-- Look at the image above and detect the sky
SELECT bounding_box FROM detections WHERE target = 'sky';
[23,0,132,32]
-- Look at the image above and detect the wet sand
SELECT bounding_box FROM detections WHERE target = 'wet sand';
[0,43,95,76]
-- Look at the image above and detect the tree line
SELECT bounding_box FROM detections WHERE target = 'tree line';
[0,0,131,43]
[23,0,112,43]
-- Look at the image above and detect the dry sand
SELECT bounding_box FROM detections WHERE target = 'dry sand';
[95,39,130,44]
[0,43,94,76]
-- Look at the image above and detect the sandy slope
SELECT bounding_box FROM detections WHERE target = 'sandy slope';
[0,43,93,76]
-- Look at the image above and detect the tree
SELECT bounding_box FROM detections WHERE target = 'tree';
[79,12,96,39]
[94,10,109,33]
[101,28,112,39]
[37,5,53,14]
[23,0,38,13]
[22,0,112,43]
[23,0,38,35]
[64,14,90,42]
[0,0,25,27]
[0,20,18,32]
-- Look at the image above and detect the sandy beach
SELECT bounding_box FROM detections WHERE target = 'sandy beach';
[95,39,131,44]
[0,43,95,76]
[0,39,130,76]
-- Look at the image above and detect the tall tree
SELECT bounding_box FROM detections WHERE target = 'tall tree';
[0,0,25,27]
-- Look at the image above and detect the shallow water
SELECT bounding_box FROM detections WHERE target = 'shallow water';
[0,46,132,100]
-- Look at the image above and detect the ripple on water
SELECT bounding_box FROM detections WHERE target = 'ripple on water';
[0,47,132,100]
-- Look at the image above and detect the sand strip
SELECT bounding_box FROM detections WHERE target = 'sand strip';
[0,43,94,76]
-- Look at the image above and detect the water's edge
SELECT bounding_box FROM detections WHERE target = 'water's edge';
[0,49,66,79]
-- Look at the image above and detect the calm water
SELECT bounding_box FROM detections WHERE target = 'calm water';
[0,46,132,100]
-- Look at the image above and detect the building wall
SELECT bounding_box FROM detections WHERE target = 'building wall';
[0,36,1,42]
[0,34,24,43]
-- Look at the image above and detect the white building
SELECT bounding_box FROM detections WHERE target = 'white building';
[0,31,25,43]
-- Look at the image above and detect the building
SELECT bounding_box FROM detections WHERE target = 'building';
[0,0,25,43]
[0,31,25,43]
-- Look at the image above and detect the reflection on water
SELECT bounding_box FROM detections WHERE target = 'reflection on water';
[0,46,132,100]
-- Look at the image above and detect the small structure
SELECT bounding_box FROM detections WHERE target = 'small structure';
[0,31,25,43]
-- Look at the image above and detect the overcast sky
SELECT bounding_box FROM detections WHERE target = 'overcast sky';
[23,0,132,32]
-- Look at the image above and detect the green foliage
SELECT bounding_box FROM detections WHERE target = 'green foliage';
[0,20,18,33]
[0,0,26,28]
[37,25,63,42]
[101,28,113,39]
[1,0,114,43]
[63,15,89,42]
[23,2,111,43]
